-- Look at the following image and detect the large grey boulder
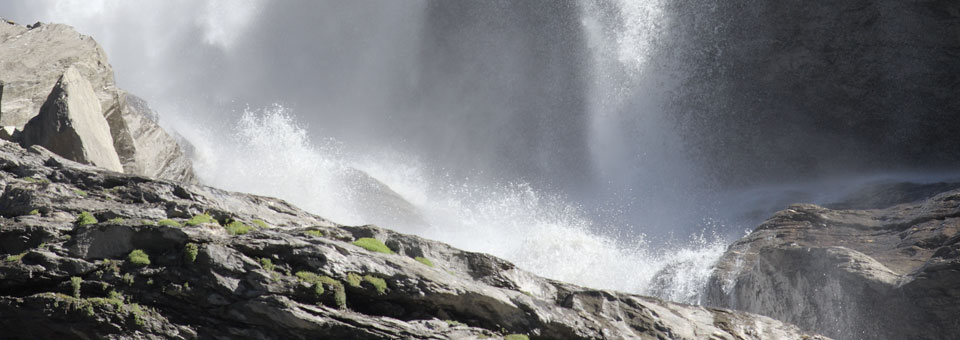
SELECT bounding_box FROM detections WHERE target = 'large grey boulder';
[706,187,960,340]
[0,19,195,182]
[119,92,196,182]
[0,141,828,340]
[20,67,124,172]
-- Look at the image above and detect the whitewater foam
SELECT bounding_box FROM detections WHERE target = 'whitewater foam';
[171,104,727,305]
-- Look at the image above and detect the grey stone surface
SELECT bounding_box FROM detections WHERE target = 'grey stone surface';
[0,20,195,182]
[0,141,827,340]
[707,190,960,340]
[20,66,124,172]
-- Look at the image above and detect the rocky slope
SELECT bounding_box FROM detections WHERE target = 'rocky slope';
[706,186,960,340]
[0,19,195,183]
[0,140,829,339]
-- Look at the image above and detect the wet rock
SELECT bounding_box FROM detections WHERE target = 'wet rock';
[0,139,826,339]
[707,190,960,340]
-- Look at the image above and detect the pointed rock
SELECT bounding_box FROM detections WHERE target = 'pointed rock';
[20,67,124,172]
[118,92,196,182]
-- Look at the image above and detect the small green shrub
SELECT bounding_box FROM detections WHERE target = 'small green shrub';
[4,253,25,262]
[415,256,434,267]
[184,243,198,263]
[319,276,347,308]
[224,221,251,235]
[27,209,40,215]
[363,275,387,295]
[106,217,124,224]
[73,189,88,197]
[305,230,323,237]
[127,249,150,267]
[157,219,180,227]
[296,271,346,308]
[252,219,269,228]
[346,272,362,288]
[352,238,393,254]
[122,273,135,286]
[75,211,97,226]
[185,213,215,226]
[259,258,274,271]
[70,276,82,298]
[504,335,529,340]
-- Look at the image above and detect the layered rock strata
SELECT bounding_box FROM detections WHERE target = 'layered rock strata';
[0,141,827,339]
[707,188,960,340]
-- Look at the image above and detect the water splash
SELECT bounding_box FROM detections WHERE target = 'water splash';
[174,104,727,303]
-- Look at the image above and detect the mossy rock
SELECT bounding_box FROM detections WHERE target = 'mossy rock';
[127,249,150,267]
[185,213,216,226]
[157,219,180,227]
[352,238,394,254]
[224,221,251,235]
[75,211,97,226]
[415,256,434,267]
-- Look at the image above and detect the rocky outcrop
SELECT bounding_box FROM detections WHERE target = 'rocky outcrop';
[119,92,195,183]
[20,66,124,172]
[0,19,195,183]
[706,187,960,340]
[0,141,826,339]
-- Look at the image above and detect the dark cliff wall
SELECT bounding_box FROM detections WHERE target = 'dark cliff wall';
[658,1,960,186]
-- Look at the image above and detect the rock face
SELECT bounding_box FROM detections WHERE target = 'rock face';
[706,188,960,340]
[119,92,195,182]
[20,66,124,172]
[0,19,195,183]
[0,141,827,339]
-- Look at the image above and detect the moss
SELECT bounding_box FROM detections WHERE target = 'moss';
[259,258,274,271]
[27,209,40,215]
[415,256,434,267]
[130,303,145,326]
[363,275,387,295]
[106,217,124,224]
[504,335,529,340]
[252,219,269,228]
[122,273,135,286]
[157,219,180,227]
[185,213,215,226]
[70,276,83,298]
[352,238,394,254]
[184,243,199,263]
[127,249,150,267]
[23,177,49,184]
[140,220,156,226]
[75,211,97,226]
[224,221,251,235]
[319,276,347,308]
[5,252,25,262]
[346,272,362,288]
[73,189,88,197]
[296,271,346,308]
[445,320,464,327]
[305,229,323,237]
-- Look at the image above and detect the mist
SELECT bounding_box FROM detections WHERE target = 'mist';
[3,0,959,302]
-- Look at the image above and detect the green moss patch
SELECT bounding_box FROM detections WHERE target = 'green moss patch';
[157,219,180,227]
[27,209,40,215]
[295,271,347,308]
[259,258,274,271]
[352,238,394,254]
[505,335,529,340]
[252,219,269,228]
[73,189,88,197]
[305,230,323,237]
[106,217,124,224]
[346,272,362,288]
[5,252,25,262]
[75,211,97,226]
[363,275,387,295]
[224,221,252,235]
[70,276,82,298]
[184,243,199,263]
[185,213,216,226]
[415,256,434,267]
[127,249,150,267]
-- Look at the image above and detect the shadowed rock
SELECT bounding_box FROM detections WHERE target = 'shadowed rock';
[20,66,124,172]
